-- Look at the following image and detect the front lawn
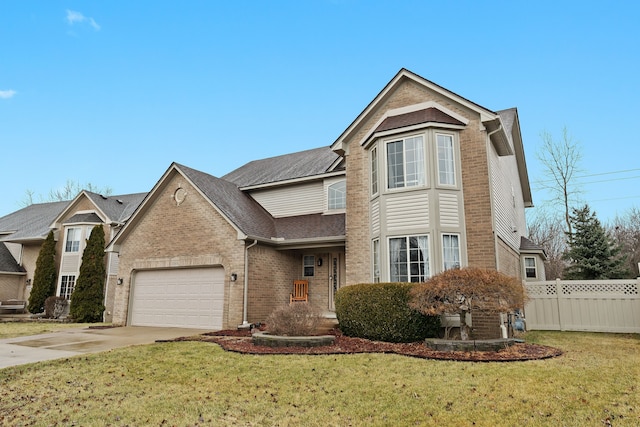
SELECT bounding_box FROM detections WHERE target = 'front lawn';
[1,331,638,426]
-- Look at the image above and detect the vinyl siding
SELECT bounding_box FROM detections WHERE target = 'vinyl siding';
[250,181,324,218]
[371,199,380,236]
[439,192,460,228]
[385,192,429,232]
[490,147,526,250]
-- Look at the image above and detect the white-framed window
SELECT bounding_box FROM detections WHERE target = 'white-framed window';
[524,257,537,278]
[303,255,315,277]
[371,146,378,196]
[372,239,380,283]
[437,133,456,186]
[389,235,430,282]
[442,233,461,270]
[65,228,81,252]
[386,135,425,189]
[328,180,346,210]
[60,275,76,300]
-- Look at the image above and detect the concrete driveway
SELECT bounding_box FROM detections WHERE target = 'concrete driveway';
[0,326,206,369]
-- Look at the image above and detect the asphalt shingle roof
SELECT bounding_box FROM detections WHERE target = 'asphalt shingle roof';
[375,107,465,133]
[177,164,346,241]
[223,146,341,187]
[0,201,68,243]
[84,191,148,223]
[176,164,277,239]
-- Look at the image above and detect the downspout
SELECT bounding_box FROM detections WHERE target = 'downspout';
[241,239,258,326]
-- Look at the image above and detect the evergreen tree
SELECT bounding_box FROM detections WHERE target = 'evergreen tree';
[27,230,58,313]
[69,225,106,322]
[563,205,630,279]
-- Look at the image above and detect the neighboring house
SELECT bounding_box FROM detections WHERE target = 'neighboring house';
[105,68,536,338]
[520,236,547,281]
[0,192,146,320]
[1,69,539,339]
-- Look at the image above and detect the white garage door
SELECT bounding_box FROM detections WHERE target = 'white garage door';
[131,268,224,329]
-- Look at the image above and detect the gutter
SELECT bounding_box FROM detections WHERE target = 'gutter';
[241,239,258,326]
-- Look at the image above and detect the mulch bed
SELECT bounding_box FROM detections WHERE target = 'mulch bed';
[168,329,562,362]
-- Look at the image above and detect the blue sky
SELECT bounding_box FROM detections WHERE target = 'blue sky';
[1,1,639,224]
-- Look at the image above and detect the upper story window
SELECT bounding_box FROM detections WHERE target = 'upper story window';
[65,228,81,252]
[442,233,461,270]
[371,147,378,196]
[389,235,430,282]
[437,133,456,186]
[386,135,425,189]
[328,180,346,210]
[303,255,315,277]
[524,257,537,278]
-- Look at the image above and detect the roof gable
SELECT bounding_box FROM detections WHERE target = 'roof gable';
[332,68,497,154]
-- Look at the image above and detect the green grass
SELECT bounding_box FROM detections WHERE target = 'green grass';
[0,321,109,339]
[1,331,638,426]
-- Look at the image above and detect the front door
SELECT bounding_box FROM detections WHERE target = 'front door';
[328,253,341,310]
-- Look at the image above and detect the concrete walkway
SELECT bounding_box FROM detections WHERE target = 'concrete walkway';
[0,326,205,369]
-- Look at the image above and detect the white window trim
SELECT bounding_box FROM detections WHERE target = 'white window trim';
[524,256,537,279]
[371,146,379,197]
[327,179,346,211]
[303,255,315,277]
[64,227,81,253]
[372,239,380,283]
[442,233,461,271]
[387,234,431,283]
[384,134,427,191]
[436,132,456,187]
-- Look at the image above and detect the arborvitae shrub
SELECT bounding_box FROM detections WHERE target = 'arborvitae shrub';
[335,282,440,343]
[69,225,106,322]
[27,231,57,314]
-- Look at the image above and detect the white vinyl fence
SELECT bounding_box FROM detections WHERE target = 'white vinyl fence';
[524,279,640,333]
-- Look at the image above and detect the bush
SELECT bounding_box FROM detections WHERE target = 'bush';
[266,303,323,336]
[335,282,440,343]
[44,296,68,319]
[27,231,57,314]
[409,267,527,340]
[69,225,106,323]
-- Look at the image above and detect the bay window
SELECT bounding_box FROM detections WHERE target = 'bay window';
[442,233,461,270]
[389,235,430,282]
[387,135,425,189]
[437,133,455,186]
[65,228,81,252]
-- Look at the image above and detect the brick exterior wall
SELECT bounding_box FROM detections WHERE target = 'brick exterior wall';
[112,171,246,329]
[344,79,498,285]
[496,237,522,280]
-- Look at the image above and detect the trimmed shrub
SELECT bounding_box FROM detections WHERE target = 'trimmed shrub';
[27,231,57,314]
[44,296,68,319]
[70,225,106,323]
[266,303,323,336]
[335,282,440,343]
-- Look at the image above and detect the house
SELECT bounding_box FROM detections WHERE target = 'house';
[1,69,541,338]
[0,192,146,319]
